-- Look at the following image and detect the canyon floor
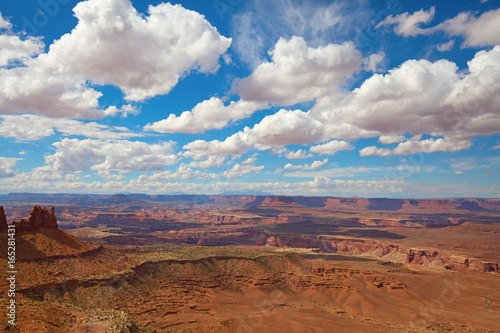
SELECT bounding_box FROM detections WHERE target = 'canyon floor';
[1,194,499,332]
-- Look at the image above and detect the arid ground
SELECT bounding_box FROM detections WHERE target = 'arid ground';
[1,194,499,332]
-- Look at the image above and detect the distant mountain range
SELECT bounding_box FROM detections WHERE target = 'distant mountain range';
[1,193,499,212]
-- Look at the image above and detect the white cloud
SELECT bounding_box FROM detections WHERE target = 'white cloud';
[0,12,12,30]
[438,8,500,48]
[455,171,464,175]
[256,55,468,146]
[437,39,455,52]
[98,171,126,180]
[0,157,20,178]
[38,138,178,173]
[43,0,231,102]
[241,155,258,165]
[231,0,364,68]
[363,52,385,72]
[0,114,141,140]
[378,135,406,144]
[359,146,393,157]
[376,8,500,49]
[182,108,328,158]
[132,165,218,184]
[234,36,362,105]
[184,47,500,158]
[187,156,227,169]
[284,158,328,170]
[392,138,472,155]
[310,140,353,155]
[308,176,408,194]
[285,149,313,159]
[0,34,45,67]
[144,98,267,134]
[0,0,230,118]
[0,66,105,118]
[223,163,264,179]
[376,7,435,37]
[360,138,472,156]
[319,46,500,144]
[181,130,251,159]
[248,109,325,146]
[102,105,140,117]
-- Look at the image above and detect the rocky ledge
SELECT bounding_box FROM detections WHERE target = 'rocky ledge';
[15,205,59,229]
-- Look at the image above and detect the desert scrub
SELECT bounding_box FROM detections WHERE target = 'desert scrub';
[130,245,287,262]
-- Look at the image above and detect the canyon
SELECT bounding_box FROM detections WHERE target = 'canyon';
[0,195,499,332]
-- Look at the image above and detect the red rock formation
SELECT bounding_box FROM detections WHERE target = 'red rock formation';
[0,206,7,229]
[17,205,58,229]
[262,196,298,206]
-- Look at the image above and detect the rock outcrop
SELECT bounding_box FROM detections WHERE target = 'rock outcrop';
[0,206,7,229]
[17,205,58,229]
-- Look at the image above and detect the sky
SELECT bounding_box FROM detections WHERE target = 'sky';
[0,0,499,198]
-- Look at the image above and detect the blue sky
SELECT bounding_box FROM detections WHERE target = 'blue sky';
[0,0,499,197]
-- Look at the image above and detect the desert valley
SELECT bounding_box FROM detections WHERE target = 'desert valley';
[0,193,499,332]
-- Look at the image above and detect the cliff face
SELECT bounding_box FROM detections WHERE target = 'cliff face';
[17,205,58,229]
[0,206,7,229]
[256,233,499,273]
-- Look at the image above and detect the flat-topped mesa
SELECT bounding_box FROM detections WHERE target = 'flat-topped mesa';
[17,205,58,229]
[0,206,7,229]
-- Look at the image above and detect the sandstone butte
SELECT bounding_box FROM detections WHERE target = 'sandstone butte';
[13,205,59,229]
[0,206,7,229]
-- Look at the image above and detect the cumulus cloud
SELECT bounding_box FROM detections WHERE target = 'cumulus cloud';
[187,156,227,169]
[102,105,140,117]
[38,138,178,173]
[377,7,500,49]
[363,52,385,72]
[360,138,472,156]
[310,140,353,155]
[322,46,500,142]
[309,176,408,194]
[132,165,217,184]
[0,34,45,67]
[185,46,500,159]
[378,135,406,144]
[0,12,43,67]
[46,0,231,101]
[181,109,326,158]
[234,36,362,105]
[0,12,11,30]
[285,149,313,159]
[0,114,141,140]
[437,39,455,52]
[181,131,251,159]
[0,157,20,178]
[223,163,264,179]
[358,146,392,157]
[131,160,263,184]
[284,158,328,170]
[144,98,267,134]
[0,0,230,118]
[241,155,258,165]
[248,109,325,146]
[376,7,435,37]
[438,8,500,48]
